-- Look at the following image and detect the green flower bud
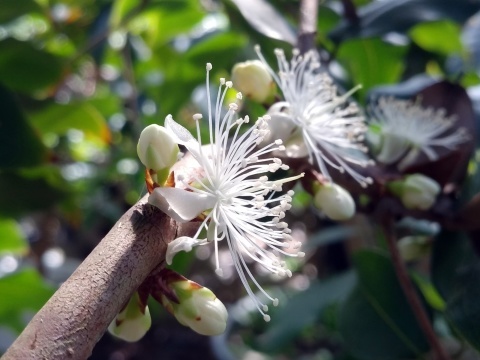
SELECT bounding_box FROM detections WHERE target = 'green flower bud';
[108,292,151,342]
[137,124,179,173]
[161,278,228,336]
[313,183,355,221]
[389,174,441,210]
[397,236,431,262]
[231,60,276,103]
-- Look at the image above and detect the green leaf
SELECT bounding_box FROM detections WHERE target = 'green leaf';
[257,271,356,353]
[329,0,479,43]
[185,32,248,66]
[409,20,463,55]
[0,0,42,24]
[0,166,69,217]
[0,269,54,332]
[0,219,28,255]
[339,250,429,360]
[337,38,407,101]
[0,85,47,169]
[432,231,480,350]
[0,39,64,93]
[29,102,111,143]
[229,0,296,44]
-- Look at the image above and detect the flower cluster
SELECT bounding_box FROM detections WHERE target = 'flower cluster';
[140,63,304,321]
[255,46,373,187]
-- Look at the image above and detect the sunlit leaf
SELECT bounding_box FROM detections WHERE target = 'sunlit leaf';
[30,102,111,144]
[410,20,463,55]
[0,219,28,255]
[0,269,54,332]
[337,38,407,100]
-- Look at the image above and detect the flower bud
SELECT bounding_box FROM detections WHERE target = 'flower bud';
[397,236,431,262]
[231,60,276,103]
[390,174,441,210]
[161,276,228,336]
[137,124,179,172]
[108,292,151,342]
[313,183,355,221]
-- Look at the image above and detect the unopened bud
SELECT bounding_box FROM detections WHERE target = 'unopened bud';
[314,183,355,221]
[390,174,441,210]
[137,124,179,172]
[108,292,151,342]
[397,236,431,261]
[231,60,276,103]
[161,277,228,336]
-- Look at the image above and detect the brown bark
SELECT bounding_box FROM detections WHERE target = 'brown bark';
[2,194,193,360]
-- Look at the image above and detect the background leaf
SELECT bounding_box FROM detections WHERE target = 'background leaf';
[339,250,429,360]
[0,86,47,169]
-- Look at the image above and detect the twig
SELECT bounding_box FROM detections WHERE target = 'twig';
[3,156,200,360]
[382,217,450,360]
[298,0,318,54]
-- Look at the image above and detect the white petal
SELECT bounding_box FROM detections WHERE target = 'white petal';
[165,115,201,158]
[148,187,216,222]
[376,134,409,165]
[166,236,208,264]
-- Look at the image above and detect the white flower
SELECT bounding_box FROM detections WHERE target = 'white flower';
[149,63,305,321]
[369,97,469,170]
[255,46,373,187]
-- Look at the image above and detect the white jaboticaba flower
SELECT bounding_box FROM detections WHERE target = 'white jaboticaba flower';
[255,46,373,187]
[149,63,305,321]
[369,97,469,170]
[313,182,356,221]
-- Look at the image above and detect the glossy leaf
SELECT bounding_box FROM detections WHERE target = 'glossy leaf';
[0,86,47,169]
[337,38,407,100]
[0,219,28,255]
[432,231,480,350]
[258,271,356,353]
[330,0,480,43]
[0,39,63,93]
[339,250,429,360]
[229,0,296,45]
[409,20,463,55]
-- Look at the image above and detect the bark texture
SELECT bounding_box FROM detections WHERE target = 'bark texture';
[3,195,182,359]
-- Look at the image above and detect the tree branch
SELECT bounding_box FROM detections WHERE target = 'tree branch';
[3,156,199,360]
[298,0,318,54]
[382,217,450,360]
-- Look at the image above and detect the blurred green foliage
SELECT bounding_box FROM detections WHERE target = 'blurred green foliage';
[1,0,480,359]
